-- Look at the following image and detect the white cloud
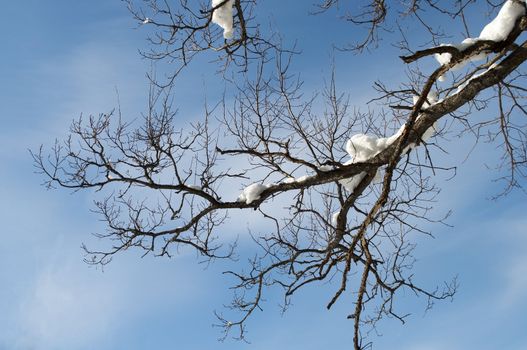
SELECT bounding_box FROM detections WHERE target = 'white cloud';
[499,243,527,309]
[3,242,205,350]
[13,263,120,350]
[0,23,204,349]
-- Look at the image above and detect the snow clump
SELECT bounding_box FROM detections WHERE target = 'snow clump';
[412,90,438,109]
[238,183,273,204]
[434,38,486,72]
[339,170,367,193]
[434,0,526,74]
[340,128,402,192]
[345,125,405,164]
[413,91,439,141]
[295,175,312,183]
[211,0,235,39]
[318,165,334,172]
[479,0,526,41]
[331,211,340,226]
[282,177,297,184]
[340,90,439,191]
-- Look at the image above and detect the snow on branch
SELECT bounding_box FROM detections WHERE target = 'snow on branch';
[238,183,272,204]
[401,0,527,69]
[212,0,235,39]
[479,0,526,41]
[433,0,526,79]
[339,91,438,191]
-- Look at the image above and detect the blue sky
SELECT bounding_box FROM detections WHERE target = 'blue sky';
[1,1,526,349]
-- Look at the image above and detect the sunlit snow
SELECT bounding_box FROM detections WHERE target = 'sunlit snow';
[434,0,525,71]
[238,183,272,204]
[211,0,234,39]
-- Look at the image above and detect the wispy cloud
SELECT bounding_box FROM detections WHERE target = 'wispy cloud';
[13,262,121,350]
[497,218,527,309]
[0,12,203,350]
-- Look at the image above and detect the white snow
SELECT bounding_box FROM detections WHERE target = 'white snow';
[373,168,383,183]
[238,183,272,204]
[318,165,334,172]
[345,124,405,164]
[434,38,480,68]
[340,114,437,191]
[479,0,526,41]
[413,91,438,142]
[339,171,367,192]
[211,0,234,39]
[412,90,438,109]
[142,18,151,24]
[339,125,404,192]
[414,114,437,143]
[451,65,494,97]
[434,47,451,66]
[421,125,436,142]
[434,38,488,77]
[340,90,440,192]
[282,177,296,184]
[331,211,340,226]
[404,143,417,153]
[295,175,312,183]
[280,174,314,185]
[434,0,525,73]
